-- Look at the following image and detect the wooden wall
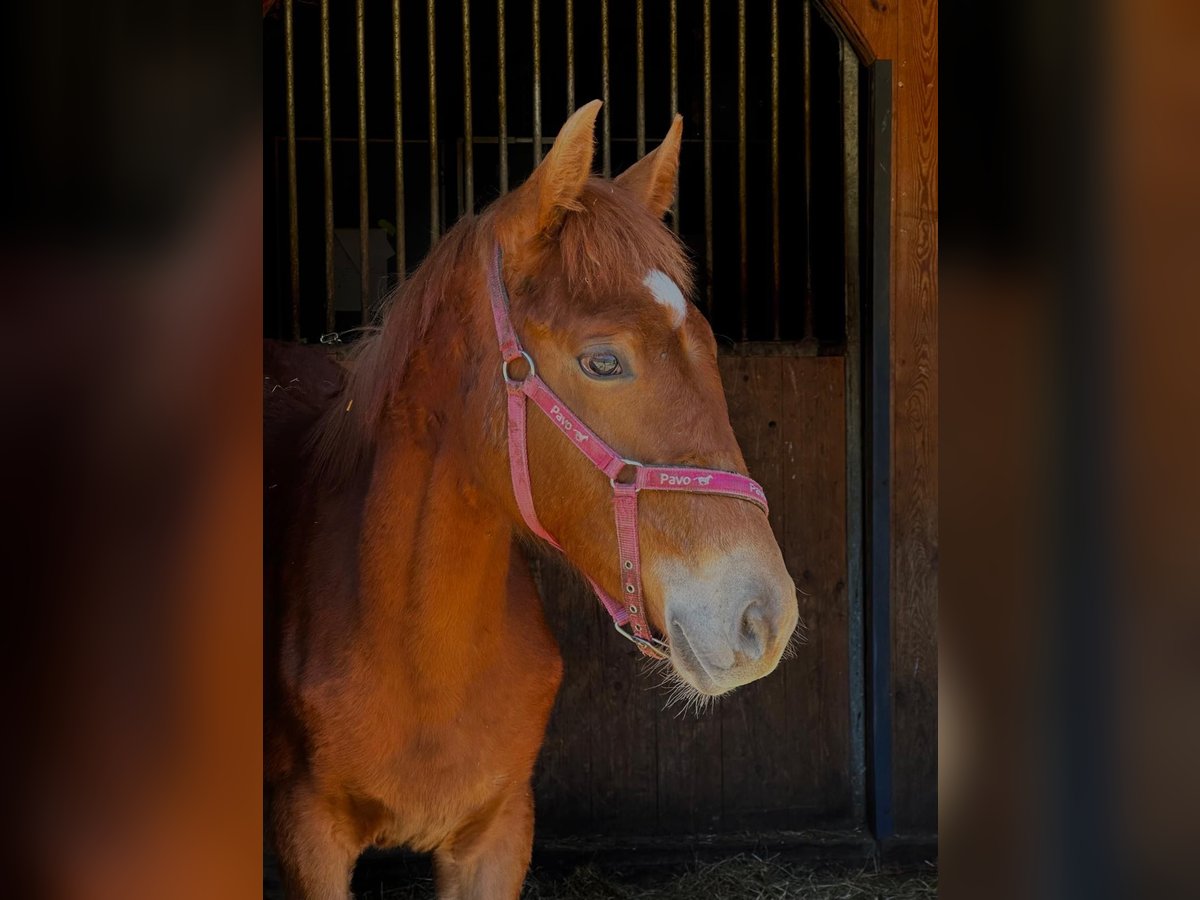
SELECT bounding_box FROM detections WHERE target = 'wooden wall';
[823,0,940,834]
[531,356,852,834]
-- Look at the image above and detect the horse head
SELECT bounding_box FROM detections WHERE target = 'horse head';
[474,102,799,699]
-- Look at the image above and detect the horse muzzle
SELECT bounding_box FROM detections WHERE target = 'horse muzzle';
[655,547,799,696]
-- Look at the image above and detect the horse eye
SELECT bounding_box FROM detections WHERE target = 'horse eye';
[581,353,622,378]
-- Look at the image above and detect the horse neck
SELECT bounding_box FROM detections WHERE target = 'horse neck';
[353,265,517,698]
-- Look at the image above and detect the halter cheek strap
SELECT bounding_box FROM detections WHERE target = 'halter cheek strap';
[486,244,769,658]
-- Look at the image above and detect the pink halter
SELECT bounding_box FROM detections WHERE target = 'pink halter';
[486,244,769,658]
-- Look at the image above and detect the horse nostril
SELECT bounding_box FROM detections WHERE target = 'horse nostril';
[738,600,772,662]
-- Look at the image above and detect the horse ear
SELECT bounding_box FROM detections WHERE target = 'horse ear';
[524,100,602,233]
[615,114,683,219]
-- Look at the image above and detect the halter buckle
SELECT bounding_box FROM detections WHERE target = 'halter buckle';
[502,351,536,385]
[613,621,670,659]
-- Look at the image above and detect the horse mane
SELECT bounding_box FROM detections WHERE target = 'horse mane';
[308,177,693,485]
[306,218,481,482]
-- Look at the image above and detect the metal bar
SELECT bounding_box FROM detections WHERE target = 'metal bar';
[738,0,748,340]
[321,0,335,332]
[462,0,474,212]
[566,0,575,113]
[356,0,370,322]
[636,0,645,158]
[532,0,542,164]
[803,0,815,341]
[840,34,866,828]
[703,0,712,316]
[770,0,781,340]
[497,0,508,192]
[454,139,465,217]
[865,58,894,844]
[284,0,300,339]
[669,0,679,233]
[427,0,439,238]
[391,0,406,280]
[601,0,610,176]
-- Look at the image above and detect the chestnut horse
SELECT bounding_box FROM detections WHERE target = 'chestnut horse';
[265,101,798,900]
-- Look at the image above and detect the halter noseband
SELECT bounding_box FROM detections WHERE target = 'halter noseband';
[486,244,769,659]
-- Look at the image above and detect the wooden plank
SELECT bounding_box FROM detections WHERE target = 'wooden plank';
[654,687,724,833]
[840,34,867,825]
[781,356,851,822]
[889,0,939,833]
[717,355,798,829]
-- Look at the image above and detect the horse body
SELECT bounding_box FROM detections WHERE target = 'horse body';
[267,315,562,897]
[266,102,799,899]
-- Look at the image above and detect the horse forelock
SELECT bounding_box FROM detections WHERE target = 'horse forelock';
[510,178,693,308]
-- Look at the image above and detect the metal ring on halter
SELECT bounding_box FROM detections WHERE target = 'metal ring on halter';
[613,621,670,658]
[501,351,536,385]
[610,458,643,489]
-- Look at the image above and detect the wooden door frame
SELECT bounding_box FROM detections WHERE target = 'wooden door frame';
[818,0,939,841]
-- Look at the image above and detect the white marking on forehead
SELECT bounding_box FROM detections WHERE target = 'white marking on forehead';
[643,270,687,328]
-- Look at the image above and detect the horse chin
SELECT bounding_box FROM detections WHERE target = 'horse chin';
[664,622,729,699]
[660,623,789,717]
[658,644,729,717]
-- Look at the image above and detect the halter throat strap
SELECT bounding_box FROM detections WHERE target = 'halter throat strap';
[485,243,768,658]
